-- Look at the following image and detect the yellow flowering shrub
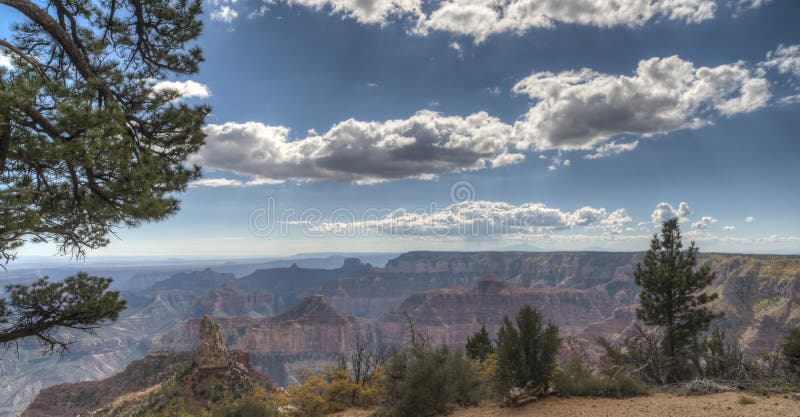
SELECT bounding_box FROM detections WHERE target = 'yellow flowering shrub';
[279,365,385,417]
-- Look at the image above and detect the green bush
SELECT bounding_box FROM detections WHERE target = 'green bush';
[379,346,482,417]
[782,326,800,382]
[212,398,278,417]
[597,326,669,385]
[554,359,650,398]
[496,305,559,392]
[465,325,494,362]
[443,348,483,407]
[598,325,754,384]
[699,328,744,379]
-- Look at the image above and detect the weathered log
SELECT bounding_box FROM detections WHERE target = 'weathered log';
[505,382,549,407]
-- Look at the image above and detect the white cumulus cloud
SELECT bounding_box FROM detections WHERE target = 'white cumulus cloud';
[152,80,211,99]
[284,0,422,25]
[547,153,571,171]
[416,0,716,43]
[190,177,282,187]
[692,216,717,229]
[194,54,775,184]
[247,0,773,42]
[312,200,616,236]
[211,4,239,22]
[737,0,770,8]
[190,178,246,187]
[512,56,770,150]
[761,44,800,78]
[195,110,522,184]
[600,208,633,234]
[651,202,692,224]
[0,52,13,69]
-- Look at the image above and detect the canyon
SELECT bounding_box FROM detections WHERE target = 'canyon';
[7,251,800,417]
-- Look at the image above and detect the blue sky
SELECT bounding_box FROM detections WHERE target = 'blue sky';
[4,0,800,258]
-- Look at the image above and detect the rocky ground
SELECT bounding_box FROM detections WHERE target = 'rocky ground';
[328,392,800,417]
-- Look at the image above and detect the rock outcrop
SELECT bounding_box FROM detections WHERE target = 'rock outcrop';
[196,315,229,369]
[22,318,273,417]
[161,296,370,356]
[91,335,273,417]
[157,296,372,385]
[20,352,194,417]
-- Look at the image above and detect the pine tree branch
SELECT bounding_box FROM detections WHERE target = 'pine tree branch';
[0,0,117,103]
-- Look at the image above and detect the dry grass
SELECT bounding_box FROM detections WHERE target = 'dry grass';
[738,395,756,405]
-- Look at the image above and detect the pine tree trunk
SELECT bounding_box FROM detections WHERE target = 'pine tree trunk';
[665,323,673,383]
[665,271,675,383]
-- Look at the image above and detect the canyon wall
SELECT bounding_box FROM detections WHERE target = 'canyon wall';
[377,275,618,347]
[157,295,372,385]
[322,251,643,318]
[373,253,800,356]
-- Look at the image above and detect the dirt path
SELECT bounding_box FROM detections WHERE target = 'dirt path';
[330,392,800,417]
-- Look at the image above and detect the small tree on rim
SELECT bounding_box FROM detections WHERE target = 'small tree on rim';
[465,325,494,362]
[495,305,559,392]
[634,218,720,382]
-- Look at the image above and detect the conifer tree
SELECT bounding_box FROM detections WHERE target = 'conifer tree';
[0,0,206,351]
[782,326,800,381]
[0,273,126,352]
[465,325,494,362]
[634,218,720,381]
[0,0,208,264]
[496,305,559,391]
